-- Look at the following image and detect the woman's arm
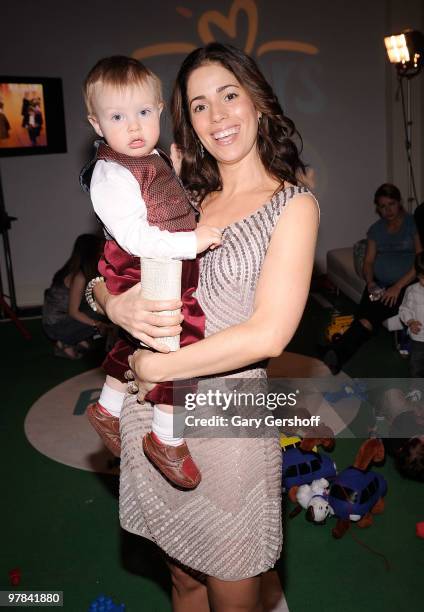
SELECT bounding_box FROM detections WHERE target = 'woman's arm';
[132,194,319,383]
[381,233,422,306]
[362,239,377,290]
[93,280,184,352]
[68,271,99,327]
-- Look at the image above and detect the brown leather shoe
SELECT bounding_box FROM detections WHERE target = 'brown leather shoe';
[142,432,201,489]
[87,402,121,457]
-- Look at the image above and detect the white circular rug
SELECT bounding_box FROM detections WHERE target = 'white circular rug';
[25,368,119,474]
[24,355,359,473]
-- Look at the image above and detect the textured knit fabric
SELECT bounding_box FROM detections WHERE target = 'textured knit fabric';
[119,185,311,580]
[97,142,196,230]
[90,161,197,260]
[97,142,197,296]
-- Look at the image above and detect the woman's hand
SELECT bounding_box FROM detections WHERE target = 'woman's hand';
[102,283,183,352]
[127,350,161,402]
[381,284,401,307]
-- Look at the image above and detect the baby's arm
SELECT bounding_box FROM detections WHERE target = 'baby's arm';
[90,161,221,258]
[399,286,421,333]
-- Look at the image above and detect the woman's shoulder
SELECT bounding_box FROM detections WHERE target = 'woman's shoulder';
[404,212,416,230]
[273,183,319,216]
[268,184,319,238]
[367,217,384,238]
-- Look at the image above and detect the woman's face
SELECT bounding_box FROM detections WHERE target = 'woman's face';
[187,62,260,166]
[375,196,402,221]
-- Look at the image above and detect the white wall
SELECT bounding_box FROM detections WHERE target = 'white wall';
[0,0,422,305]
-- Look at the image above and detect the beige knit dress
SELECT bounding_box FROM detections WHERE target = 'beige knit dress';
[119,185,310,580]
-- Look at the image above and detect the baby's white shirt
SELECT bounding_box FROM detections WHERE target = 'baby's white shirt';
[90,158,197,259]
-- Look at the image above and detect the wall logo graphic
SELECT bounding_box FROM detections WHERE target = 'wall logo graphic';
[24,368,119,475]
[132,0,319,61]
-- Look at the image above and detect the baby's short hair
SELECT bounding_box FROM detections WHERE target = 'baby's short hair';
[415,252,424,277]
[84,55,162,115]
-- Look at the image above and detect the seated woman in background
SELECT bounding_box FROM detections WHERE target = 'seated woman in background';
[43,233,107,359]
[323,183,421,374]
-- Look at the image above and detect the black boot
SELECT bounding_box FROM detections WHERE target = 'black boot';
[322,320,372,375]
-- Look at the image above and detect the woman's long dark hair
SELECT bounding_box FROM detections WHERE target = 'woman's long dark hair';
[171,43,306,204]
[52,234,103,285]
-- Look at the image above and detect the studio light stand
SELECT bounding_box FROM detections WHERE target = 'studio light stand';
[384,29,424,212]
[0,163,31,339]
[396,67,419,210]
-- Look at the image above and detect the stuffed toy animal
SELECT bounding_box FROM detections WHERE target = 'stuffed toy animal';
[289,438,387,539]
[294,478,335,523]
[281,432,336,491]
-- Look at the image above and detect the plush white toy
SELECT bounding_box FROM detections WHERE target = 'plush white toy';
[295,478,335,524]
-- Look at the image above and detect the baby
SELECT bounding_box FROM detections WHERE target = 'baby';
[399,252,424,378]
[82,56,222,489]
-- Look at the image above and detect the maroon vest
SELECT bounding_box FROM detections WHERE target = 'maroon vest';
[97,142,197,294]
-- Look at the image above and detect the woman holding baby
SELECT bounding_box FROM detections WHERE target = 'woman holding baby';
[93,43,318,612]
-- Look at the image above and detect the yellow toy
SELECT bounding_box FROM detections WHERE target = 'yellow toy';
[325,313,354,342]
[280,435,302,451]
[280,435,317,453]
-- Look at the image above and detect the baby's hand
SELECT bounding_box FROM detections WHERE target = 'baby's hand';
[195,225,223,254]
[407,319,422,334]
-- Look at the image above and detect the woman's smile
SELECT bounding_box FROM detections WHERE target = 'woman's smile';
[211,125,240,145]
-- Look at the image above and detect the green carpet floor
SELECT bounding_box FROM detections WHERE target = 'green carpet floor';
[1,298,423,611]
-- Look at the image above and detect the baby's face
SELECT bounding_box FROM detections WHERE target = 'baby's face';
[89,81,162,157]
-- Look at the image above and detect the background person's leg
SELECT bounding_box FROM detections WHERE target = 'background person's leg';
[52,318,97,346]
[323,287,406,374]
[356,287,406,329]
[409,340,424,378]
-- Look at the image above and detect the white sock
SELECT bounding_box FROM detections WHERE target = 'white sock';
[98,383,125,418]
[152,405,184,446]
